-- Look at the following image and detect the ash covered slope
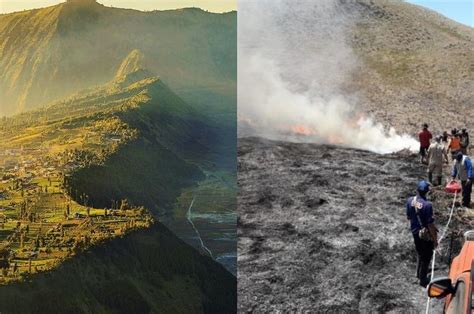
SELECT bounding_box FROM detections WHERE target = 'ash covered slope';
[0,222,236,313]
[0,0,236,116]
[238,137,453,312]
[349,0,473,133]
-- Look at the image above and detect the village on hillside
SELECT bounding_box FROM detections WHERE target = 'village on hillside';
[0,113,153,284]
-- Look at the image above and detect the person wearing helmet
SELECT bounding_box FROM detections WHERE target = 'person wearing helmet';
[427,135,449,186]
[452,151,473,208]
[406,180,438,287]
[460,128,470,155]
[418,123,433,164]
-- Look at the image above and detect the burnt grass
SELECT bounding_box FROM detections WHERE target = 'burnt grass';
[238,137,468,313]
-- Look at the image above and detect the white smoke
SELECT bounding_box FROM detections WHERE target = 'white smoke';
[238,0,418,154]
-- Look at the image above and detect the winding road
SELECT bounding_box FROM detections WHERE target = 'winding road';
[186,197,214,259]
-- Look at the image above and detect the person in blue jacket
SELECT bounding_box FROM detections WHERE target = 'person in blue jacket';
[452,151,473,208]
[406,180,438,287]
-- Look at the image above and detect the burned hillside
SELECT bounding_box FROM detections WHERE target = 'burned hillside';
[238,137,469,312]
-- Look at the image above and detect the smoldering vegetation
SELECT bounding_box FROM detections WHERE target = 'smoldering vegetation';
[238,0,418,153]
[238,137,467,312]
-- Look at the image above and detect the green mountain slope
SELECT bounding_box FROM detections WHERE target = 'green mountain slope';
[0,42,236,268]
[68,136,206,211]
[2,57,217,210]
[0,50,236,310]
[62,59,222,210]
[0,0,237,294]
[0,222,236,313]
[0,0,236,117]
[63,67,237,272]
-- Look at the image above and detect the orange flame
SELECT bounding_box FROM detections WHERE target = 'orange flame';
[290,125,317,136]
[289,124,345,145]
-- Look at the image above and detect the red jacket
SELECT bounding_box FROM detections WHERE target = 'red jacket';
[419,129,432,148]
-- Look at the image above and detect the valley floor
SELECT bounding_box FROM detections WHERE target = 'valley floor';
[161,172,237,275]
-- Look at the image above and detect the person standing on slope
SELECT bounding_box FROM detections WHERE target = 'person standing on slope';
[442,131,449,144]
[406,181,438,287]
[441,131,450,152]
[460,128,470,155]
[427,135,448,186]
[418,123,432,164]
[448,129,462,160]
[451,151,473,209]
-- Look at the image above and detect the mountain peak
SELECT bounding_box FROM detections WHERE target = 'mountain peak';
[64,0,102,11]
[0,5,236,116]
[66,0,98,4]
[115,49,146,78]
[114,49,156,86]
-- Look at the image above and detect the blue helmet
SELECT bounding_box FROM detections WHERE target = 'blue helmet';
[417,180,430,193]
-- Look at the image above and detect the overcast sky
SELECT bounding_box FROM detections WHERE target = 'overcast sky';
[0,0,236,14]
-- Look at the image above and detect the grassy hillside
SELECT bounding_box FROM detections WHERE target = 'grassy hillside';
[1,60,219,209]
[62,68,229,211]
[68,137,205,211]
[0,4,62,114]
[0,0,236,117]
[64,72,237,271]
[0,222,236,313]
[347,0,474,134]
[0,57,222,255]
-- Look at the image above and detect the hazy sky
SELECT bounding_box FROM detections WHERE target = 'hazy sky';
[0,0,236,14]
[405,0,473,27]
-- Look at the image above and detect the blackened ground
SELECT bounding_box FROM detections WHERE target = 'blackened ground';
[238,137,469,313]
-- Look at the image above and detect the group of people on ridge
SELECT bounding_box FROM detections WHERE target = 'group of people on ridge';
[406,123,472,288]
[419,123,470,162]
[419,123,471,207]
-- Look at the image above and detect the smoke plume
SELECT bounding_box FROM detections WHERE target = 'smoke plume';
[238,0,418,154]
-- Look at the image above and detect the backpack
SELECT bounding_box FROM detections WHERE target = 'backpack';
[411,196,432,241]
